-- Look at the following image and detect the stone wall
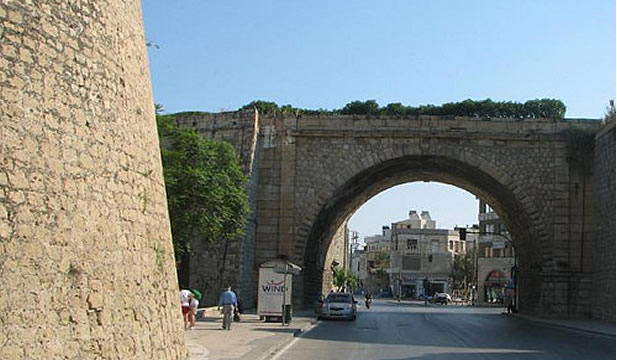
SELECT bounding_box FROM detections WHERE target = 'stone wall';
[176,109,612,320]
[321,221,348,293]
[0,1,186,359]
[174,111,260,307]
[591,119,616,321]
[173,108,613,321]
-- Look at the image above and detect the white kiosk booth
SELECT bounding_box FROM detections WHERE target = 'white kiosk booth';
[258,260,301,324]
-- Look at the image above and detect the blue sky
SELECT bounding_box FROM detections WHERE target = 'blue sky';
[142,1,615,239]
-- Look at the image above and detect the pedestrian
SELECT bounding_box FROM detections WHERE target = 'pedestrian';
[180,289,194,330]
[505,282,515,314]
[189,294,199,329]
[234,298,242,322]
[218,285,237,330]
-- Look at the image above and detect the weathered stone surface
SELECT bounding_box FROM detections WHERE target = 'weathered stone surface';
[0,1,186,358]
[181,110,612,320]
[591,119,616,321]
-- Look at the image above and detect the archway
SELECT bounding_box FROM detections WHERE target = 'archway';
[300,154,546,313]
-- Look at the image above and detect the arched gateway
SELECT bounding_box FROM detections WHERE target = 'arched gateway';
[176,110,614,320]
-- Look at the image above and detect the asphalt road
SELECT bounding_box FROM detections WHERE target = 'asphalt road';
[274,299,615,360]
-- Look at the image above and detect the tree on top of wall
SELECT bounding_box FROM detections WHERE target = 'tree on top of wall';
[238,98,567,119]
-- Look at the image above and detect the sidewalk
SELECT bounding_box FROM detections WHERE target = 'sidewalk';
[184,308,317,360]
[509,313,616,337]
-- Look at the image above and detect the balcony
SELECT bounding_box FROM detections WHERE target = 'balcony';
[478,212,500,221]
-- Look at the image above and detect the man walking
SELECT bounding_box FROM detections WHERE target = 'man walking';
[218,285,237,330]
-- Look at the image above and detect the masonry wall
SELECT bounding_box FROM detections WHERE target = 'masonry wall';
[284,114,601,316]
[591,119,616,321]
[0,1,186,359]
[175,111,260,307]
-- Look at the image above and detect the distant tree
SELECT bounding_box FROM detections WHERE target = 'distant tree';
[154,103,165,115]
[239,100,280,114]
[372,249,391,272]
[340,100,380,115]
[383,102,406,115]
[156,115,249,269]
[332,266,359,292]
[237,98,567,119]
[451,253,474,287]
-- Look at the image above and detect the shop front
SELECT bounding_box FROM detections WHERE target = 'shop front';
[484,270,509,304]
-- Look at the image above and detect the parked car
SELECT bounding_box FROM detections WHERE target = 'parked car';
[433,292,451,305]
[318,292,357,321]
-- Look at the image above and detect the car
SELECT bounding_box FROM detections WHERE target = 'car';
[318,292,357,321]
[433,292,451,305]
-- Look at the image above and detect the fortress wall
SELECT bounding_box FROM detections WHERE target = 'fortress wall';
[0,1,186,358]
[591,119,616,321]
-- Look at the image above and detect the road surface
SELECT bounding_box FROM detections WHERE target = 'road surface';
[274,299,614,360]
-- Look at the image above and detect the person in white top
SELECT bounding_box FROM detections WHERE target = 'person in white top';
[180,289,194,330]
[189,296,199,329]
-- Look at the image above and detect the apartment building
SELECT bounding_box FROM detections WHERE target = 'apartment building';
[390,210,465,298]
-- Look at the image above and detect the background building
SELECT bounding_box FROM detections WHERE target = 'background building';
[363,226,391,295]
[477,199,516,304]
[390,211,465,298]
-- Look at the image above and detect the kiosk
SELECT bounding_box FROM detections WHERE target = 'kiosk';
[258,260,301,325]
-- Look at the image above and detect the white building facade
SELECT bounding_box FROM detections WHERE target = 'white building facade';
[390,211,465,298]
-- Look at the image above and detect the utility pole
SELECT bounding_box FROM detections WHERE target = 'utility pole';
[348,230,359,270]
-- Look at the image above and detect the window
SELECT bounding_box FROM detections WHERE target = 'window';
[407,239,417,251]
[431,240,440,253]
[402,255,421,270]
[449,241,453,250]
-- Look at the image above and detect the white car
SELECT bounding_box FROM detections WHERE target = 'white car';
[318,292,357,321]
[433,292,452,305]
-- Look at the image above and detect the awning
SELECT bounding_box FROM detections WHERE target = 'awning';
[484,270,508,287]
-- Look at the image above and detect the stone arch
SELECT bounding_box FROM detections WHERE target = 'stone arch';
[298,151,548,312]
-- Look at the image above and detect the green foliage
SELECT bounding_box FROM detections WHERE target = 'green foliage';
[451,253,474,285]
[156,115,249,262]
[340,100,380,115]
[240,100,280,114]
[240,100,301,115]
[154,103,165,115]
[332,266,359,291]
[238,98,567,119]
[372,249,391,271]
